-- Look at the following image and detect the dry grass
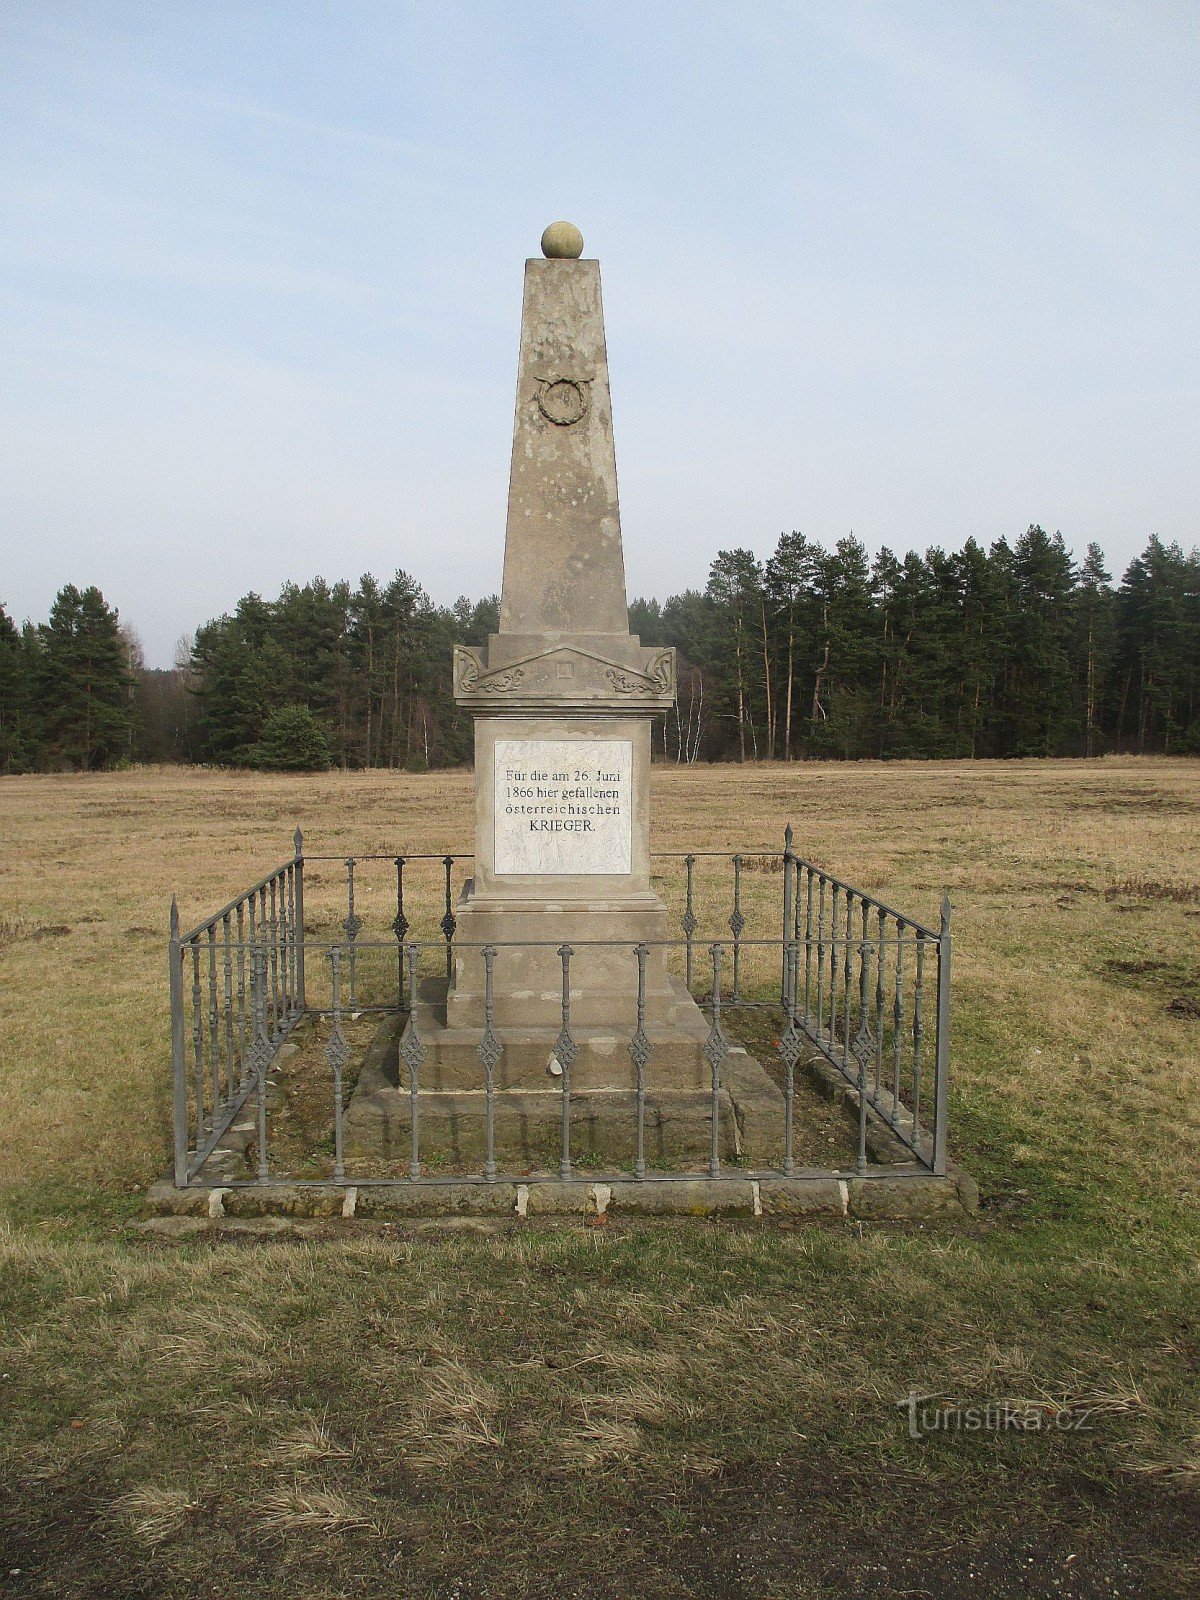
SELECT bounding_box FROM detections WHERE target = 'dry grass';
[0,757,1198,1193]
[1,759,1199,1596]
[111,1484,200,1544]
[256,1485,386,1536]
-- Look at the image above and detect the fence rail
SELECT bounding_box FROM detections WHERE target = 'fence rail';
[168,829,952,1188]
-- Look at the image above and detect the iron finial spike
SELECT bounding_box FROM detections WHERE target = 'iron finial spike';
[169,896,179,937]
[941,892,952,932]
[784,822,793,851]
[294,826,303,856]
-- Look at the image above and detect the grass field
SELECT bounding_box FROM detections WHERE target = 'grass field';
[1,758,1198,1598]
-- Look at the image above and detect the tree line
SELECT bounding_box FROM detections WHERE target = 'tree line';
[1,527,1197,773]
[635,528,1200,761]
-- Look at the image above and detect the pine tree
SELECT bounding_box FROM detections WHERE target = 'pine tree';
[256,705,332,771]
[1075,544,1114,757]
[0,603,31,773]
[706,550,768,761]
[35,585,134,770]
[1113,537,1200,753]
[765,532,818,760]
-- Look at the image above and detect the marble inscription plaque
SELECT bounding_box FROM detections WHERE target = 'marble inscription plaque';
[494,738,632,875]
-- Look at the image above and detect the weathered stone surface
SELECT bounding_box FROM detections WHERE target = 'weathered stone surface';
[355,1184,517,1219]
[846,1175,968,1219]
[499,259,627,637]
[223,1185,345,1219]
[758,1178,847,1215]
[954,1169,980,1213]
[604,1179,758,1215]
[144,1178,210,1216]
[144,1171,971,1222]
[344,1078,742,1167]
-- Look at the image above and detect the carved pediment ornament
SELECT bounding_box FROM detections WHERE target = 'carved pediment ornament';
[455,651,480,693]
[605,652,674,695]
[480,667,525,693]
[606,668,653,694]
[455,649,526,696]
[456,642,672,699]
[648,650,673,692]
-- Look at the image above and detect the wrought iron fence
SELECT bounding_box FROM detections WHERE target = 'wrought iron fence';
[168,829,952,1188]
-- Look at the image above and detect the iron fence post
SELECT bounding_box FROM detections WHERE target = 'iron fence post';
[933,893,952,1175]
[169,897,188,1187]
[293,828,306,1012]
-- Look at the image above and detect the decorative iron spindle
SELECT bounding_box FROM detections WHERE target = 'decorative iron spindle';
[628,943,652,1180]
[441,856,456,980]
[803,869,815,1027]
[393,856,408,1008]
[827,884,839,1046]
[285,866,297,1018]
[781,824,795,1007]
[398,945,426,1180]
[236,901,248,1085]
[851,899,874,1080]
[815,877,827,1042]
[854,906,870,1175]
[874,907,886,1098]
[222,913,235,1105]
[169,898,187,1187]
[268,877,280,1031]
[190,940,205,1140]
[729,855,745,1003]
[777,939,803,1176]
[276,873,288,1020]
[682,854,697,992]
[842,890,855,1067]
[247,891,258,1038]
[292,828,306,1012]
[326,946,349,1182]
[257,885,268,1030]
[912,935,927,1145]
[555,944,578,1179]
[207,926,220,1114]
[343,859,362,1010]
[933,895,952,1176]
[705,944,729,1178]
[477,945,500,1180]
[891,921,906,1129]
[250,950,270,1182]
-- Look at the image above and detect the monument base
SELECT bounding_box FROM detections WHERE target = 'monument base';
[448,884,685,1029]
[343,980,787,1170]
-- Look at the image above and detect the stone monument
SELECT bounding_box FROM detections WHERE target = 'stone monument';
[346,224,781,1165]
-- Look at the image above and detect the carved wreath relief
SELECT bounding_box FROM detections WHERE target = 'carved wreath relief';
[534,376,590,427]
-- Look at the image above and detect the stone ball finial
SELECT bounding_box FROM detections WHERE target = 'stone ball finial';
[540,221,584,259]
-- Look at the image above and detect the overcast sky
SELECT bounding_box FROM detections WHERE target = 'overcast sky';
[2,2,1197,666]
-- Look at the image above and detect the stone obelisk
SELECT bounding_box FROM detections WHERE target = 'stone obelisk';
[449,220,680,1027]
[347,224,781,1165]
